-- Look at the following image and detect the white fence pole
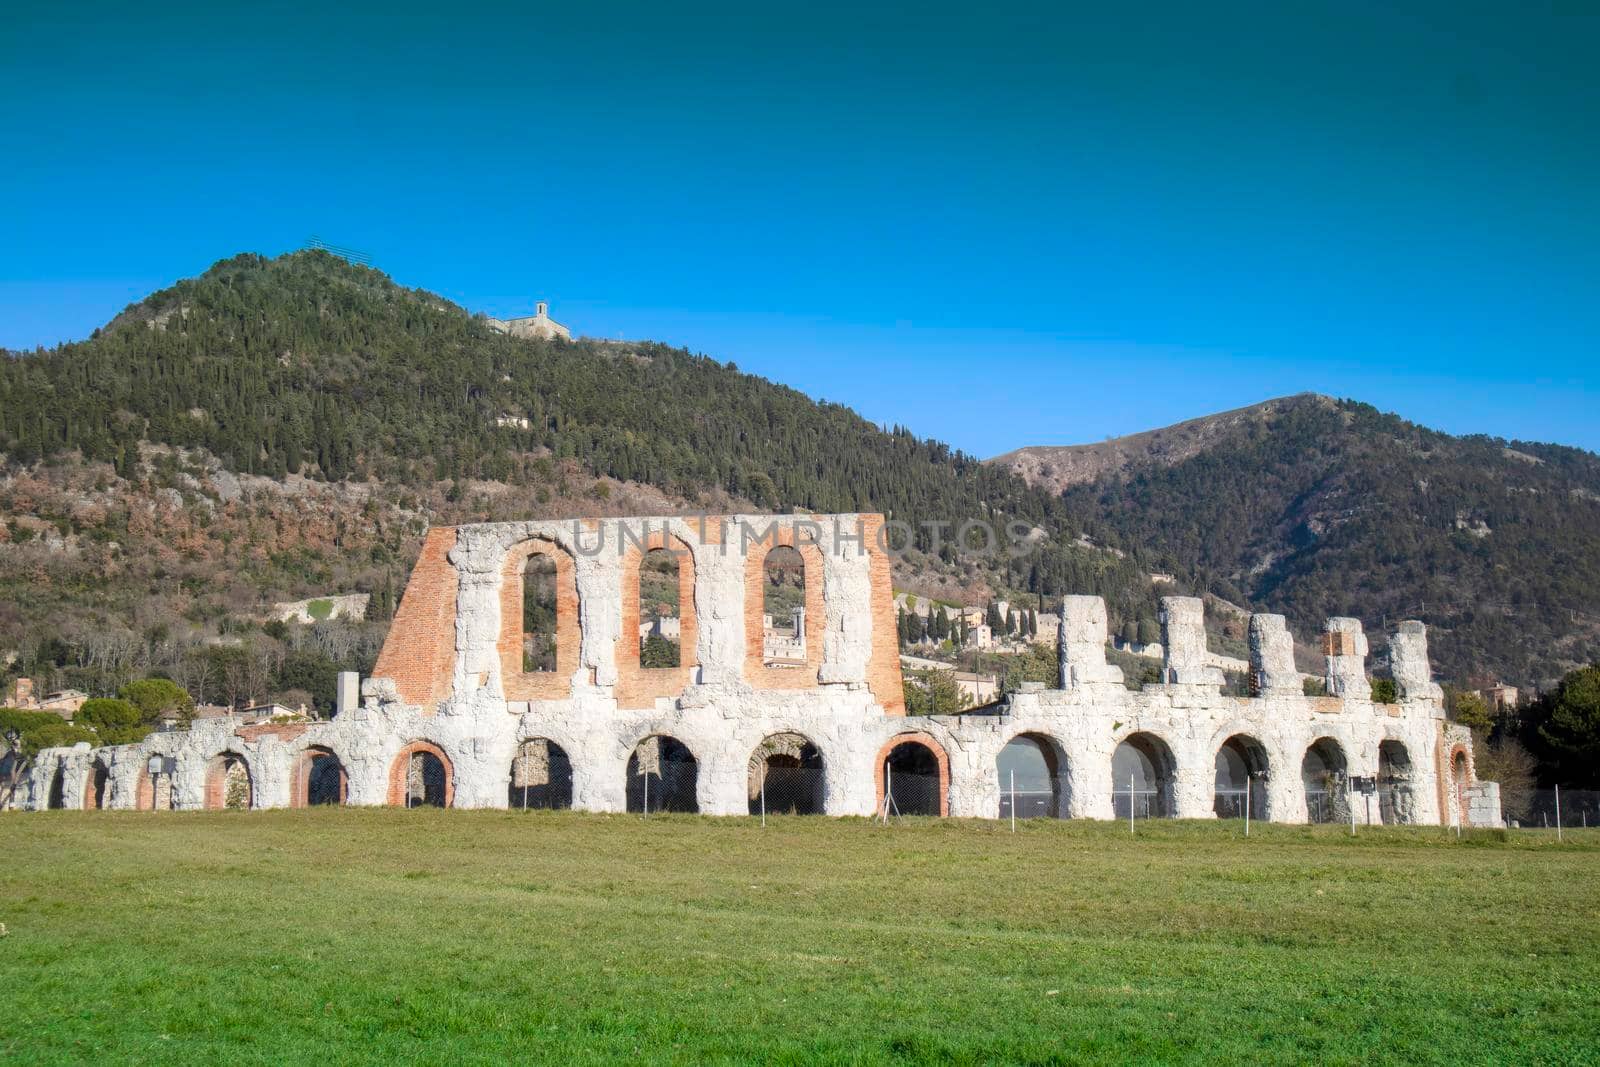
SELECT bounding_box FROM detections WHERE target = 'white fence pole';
[1556,784,1562,842]
[1129,773,1135,835]
[1010,769,1016,834]
[1245,777,1250,837]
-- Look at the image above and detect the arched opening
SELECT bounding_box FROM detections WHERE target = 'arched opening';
[748,733,825,815]
[1452,749,1470,825]
[83,760,110,810]
[997,733,1068,819]
[1113,733,1177,818]
[47,763,65,810]
[388,743,452,808]
[509,738,574,810]
[1301,738,1349,824]
[879,737,948,817]
[1378,740,1415,825]
[522,552,559,673]
[1213,735,1269,821]
[626,736,698,814]
[638,547,682,669]
[762,545,807,668]
[205,752,253,810]
[297,746,348,807]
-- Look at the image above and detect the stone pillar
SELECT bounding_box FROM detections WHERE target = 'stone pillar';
[336,672,360,717]
[1159,597,1223,686]
[1247,614,1300,695]
[1389,621,1443,705]
[1057,596,1124,691]
[1322,617,1368,697]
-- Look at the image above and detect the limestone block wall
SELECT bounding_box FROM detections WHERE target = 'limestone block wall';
[15,513,1499,828]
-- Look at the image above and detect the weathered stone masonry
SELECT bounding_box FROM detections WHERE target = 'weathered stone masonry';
[17,513,1500,826]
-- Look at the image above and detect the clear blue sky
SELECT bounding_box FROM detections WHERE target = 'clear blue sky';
[3,2,1596,456]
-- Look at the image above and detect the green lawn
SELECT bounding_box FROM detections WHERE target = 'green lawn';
[2,811,1597,1065]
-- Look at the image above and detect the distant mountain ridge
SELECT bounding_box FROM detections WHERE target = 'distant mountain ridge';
[992,396,1600,686]
[988,394,1334,492]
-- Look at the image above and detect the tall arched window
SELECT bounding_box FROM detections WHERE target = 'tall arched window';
[626,736,699,814]
[523,553,559,673]
[638,547,682,668]
[762,545,806,668]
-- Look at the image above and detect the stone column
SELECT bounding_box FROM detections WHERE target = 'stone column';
[1389,621,1443,705]
[1058,596,1124,691]
[1160,597,1223,686]
[1248,614,1300,695]
[1322,617,1368,697]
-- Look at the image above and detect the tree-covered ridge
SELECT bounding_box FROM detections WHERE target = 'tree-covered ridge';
[1061,399,1600,685]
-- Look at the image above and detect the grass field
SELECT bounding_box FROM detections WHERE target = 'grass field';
[3,811,1598,1065]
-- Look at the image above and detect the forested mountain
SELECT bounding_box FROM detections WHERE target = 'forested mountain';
[0,251,1152,706]
[998,395,1600,686]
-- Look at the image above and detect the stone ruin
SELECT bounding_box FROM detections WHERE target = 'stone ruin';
[15,513,1499,827]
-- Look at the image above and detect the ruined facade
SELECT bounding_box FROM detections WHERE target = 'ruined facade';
[17,514,1499,827]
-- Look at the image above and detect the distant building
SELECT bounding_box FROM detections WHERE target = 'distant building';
[6,678,87,720]
[486,301,571,342]
[1478,684,1519,712]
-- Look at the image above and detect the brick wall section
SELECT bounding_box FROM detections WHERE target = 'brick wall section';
[615,531,698,710]
[743,530,826,689]
[859,515,906,716]
[386,741,455,807]
[370,527,460,709]
[873,732,951,816]
[136,767,154,810]
[82,761,107,810]
[499,538,580,702]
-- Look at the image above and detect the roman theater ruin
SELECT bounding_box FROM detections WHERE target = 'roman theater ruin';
[15,514,1501,827]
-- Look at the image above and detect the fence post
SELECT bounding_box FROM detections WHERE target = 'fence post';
[1244,777,1250,837]
[1129,772,1135,835]
[643,768,649,818]
[761,776,766,829]
[1010,769,1016,834]
[1349,777,1356,836]
[1556,784,1562,842]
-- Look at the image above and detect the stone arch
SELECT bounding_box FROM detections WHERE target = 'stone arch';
[293,745,348,807]
[499,536,580,702]
[1378,739,1416,825]
[748,732,826,815]
[509,737,574,810]
[997,732,1069,819]
[1301,737,1349,824]
[1113,732,1177,819]
[205,751,254,810]
[744,529,826,686]
[875,732,950,817]
[46,761,66,810]
[616,530,699,709]
[387,741,454,808]
[1451,746,1470,825]
[626,735,699,814]
[1213,734,1269,821]
[83,759,110,810]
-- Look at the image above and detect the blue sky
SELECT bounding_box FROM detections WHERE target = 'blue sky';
[3,2,1596,456]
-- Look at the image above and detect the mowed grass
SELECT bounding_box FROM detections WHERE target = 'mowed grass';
[2,812,1598,1065]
